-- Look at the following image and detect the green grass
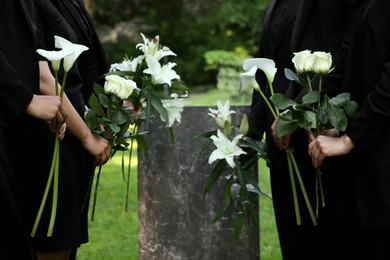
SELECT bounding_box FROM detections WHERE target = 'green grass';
[77,88,282,259]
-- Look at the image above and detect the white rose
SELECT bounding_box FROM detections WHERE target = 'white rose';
[312,51,332,74]
[104,75,123,95]
[116,78,138,100]
[292,50,314,74]
[104,75,138,100]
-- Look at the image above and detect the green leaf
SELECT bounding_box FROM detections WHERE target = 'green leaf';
[150,91,169,123]
[344,100,359,118]
[112,110,128,124]
[304,111,317,129]
[301,91,319,105]
[233,213,245,242]
[328,104,348,131]
[204,160,227,195]
[170,80,189,91]
[88,94,104,116]
[85,110,99,131]
[270,93,298,110]
[284,68,299,82]
[276,117,299,137]
[329,92,350,107]
[93,83,105,95]
[98,94,111,109]
[108,122,121,133]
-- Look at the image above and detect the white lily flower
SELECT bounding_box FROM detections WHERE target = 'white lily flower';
[160,93,185,127]
[143,56,180,86]
[104,75,139,100]
[240,66,260,92]
[208,129,246,168]
[242,58,277,84]
[136,33,176,61]
[208,100,236,128]
[110,56,143,73]
[36,48,72,71]
[54,35,89,72]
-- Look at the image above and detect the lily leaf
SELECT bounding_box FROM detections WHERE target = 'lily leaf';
[204,160,227,195]
[233,213,245,242]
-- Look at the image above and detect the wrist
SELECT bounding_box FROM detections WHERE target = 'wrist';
[342,134,355,153]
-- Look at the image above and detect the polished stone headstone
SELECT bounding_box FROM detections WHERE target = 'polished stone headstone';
[138,105,259,260]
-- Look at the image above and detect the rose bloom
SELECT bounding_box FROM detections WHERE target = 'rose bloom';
[311,51,332,74]
[104,75,138,100]
[292,50,314,74]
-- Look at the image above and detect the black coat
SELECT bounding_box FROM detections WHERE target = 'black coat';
[50,0,108,103]
[344,0,390,228]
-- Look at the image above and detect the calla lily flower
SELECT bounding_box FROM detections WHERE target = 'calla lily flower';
[240,66,260,92]
[54,35,89,72]
[208,129,246,168]
[208,100,236,128]
[143,56,180,86]
[36,48,72,71]
[160,93,185,127]
[136,33,176,61]
[242,58,277,84]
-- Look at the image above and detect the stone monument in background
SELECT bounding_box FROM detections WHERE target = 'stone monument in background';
[138,105,260,260]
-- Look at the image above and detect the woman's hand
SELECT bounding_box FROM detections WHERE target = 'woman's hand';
[81,132,112,166]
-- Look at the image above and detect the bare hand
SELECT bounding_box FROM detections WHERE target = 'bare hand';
[308,134,355,168]
[26,95,68,127]
[82,132,112,166]
[271,118,291,150]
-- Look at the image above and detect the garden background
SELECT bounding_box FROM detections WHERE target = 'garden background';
[77,0,282,259]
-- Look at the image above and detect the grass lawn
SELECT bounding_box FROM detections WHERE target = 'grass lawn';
[77,88,282,259]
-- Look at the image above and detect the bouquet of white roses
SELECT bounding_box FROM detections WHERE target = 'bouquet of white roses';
[85,33,188,220]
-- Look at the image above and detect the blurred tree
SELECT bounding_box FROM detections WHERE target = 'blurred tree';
[84,0,270,88]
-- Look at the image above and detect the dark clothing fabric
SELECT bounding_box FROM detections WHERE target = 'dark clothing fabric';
[50,0,108,104]
[8,0,90,252]
[344,0,390,238]
[248,0,360,259]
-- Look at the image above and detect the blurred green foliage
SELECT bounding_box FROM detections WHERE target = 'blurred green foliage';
[86,0,270,89]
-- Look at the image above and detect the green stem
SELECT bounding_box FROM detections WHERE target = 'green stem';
[306,73,313,91]
[256,88,277,119]
[31,133,59,237]
[286,151,301,225]
[48,133,60,236]
[125,138,134,212]
[60,71,68,100]
[91,165,103,222]
[289,150,318,226]
[269,82,279,115]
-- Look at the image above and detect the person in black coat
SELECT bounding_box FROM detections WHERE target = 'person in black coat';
[309,0,390,259]
[248,0,360,259]
[0,0,67,259]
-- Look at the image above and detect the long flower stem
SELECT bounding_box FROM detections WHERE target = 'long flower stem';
[286,151,301,225]
[31,133,60,236]
[289,151,318,226]
[91,165,102,221]
[48,133,60,236]
[257,88,278,119]
[125,138,135,212]
[307,73,313,91]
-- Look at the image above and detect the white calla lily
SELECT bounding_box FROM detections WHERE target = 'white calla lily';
[240,66,260,92]
[242,58,277,84]
[36,48,72,71]
[54,35,89,72]
[143,56,180,86]
[208,129,246,168]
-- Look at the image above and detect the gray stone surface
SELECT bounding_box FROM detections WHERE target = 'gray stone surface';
[138,105,259,260]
